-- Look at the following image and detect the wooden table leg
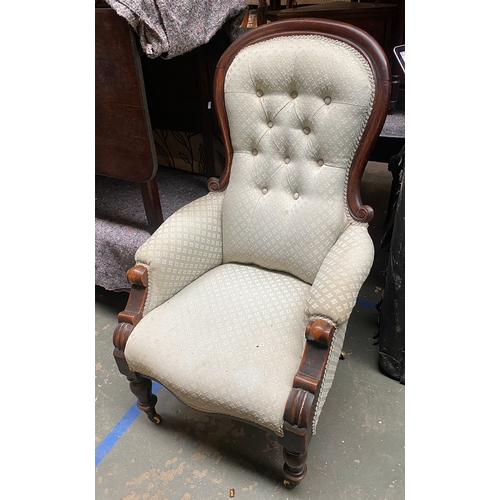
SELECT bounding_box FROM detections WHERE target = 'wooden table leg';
[140,178,164,234]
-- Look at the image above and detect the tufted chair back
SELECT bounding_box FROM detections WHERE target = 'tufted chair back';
[211,20,390,284]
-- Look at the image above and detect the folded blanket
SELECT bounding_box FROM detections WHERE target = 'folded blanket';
[105,0,247,58]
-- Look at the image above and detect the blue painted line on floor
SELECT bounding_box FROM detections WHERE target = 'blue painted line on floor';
[356,297,378,311]
[95,381,162,467]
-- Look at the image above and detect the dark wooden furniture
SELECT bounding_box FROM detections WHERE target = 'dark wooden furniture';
[267,2,401,57]
[266,1,404,111]
[113,19,391,488]
[254,0,283,25]
[139,27,231,178]
[95,6,163,234]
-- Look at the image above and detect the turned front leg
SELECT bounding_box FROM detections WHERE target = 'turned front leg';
[128,375,161,424]
[280,319,337,488]
[283,449,308,489]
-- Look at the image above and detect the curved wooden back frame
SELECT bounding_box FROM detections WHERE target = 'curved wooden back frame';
[207,18,391,223]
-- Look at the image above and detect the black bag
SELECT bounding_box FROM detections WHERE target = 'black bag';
[378,149,405,384]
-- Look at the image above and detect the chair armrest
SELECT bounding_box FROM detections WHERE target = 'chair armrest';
[135,191,225,315]
[305,224,374,326]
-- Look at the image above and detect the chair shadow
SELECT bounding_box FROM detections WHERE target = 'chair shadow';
[149,391,286,484]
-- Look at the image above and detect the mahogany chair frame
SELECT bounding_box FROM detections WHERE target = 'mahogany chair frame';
[113,19,391,488]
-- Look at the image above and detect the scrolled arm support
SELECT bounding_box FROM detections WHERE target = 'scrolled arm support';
[116,265,149,326]
[113,265,149,378]
[280,318,337,485]
[281,318,336,437]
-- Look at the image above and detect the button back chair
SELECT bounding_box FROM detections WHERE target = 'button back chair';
[113,18,391,488]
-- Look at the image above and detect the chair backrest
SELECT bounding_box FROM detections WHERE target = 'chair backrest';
[211,19,391,284]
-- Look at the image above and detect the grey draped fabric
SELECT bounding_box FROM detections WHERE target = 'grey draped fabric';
[105,0,247,58]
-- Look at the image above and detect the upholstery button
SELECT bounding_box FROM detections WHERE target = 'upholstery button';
[252,149,258,156]
[293,193,299,200]
[303,127,311,135]
[291,91,298,99]
[318,159,324,166]
[256,89,263,97]
[262,187,268,195]
[284,157,290,164]
[268,121,273,128]
[324,96,332,105]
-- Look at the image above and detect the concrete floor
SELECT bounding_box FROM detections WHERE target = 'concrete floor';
[95,161,404,499]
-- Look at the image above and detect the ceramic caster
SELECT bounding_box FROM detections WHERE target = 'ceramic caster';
[148,414,161,425]
[283,479,299,489]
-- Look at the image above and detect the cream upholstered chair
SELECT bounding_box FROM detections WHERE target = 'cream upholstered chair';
[113,19,391,488]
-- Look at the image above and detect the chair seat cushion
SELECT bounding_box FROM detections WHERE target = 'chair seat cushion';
[125,263,311,435]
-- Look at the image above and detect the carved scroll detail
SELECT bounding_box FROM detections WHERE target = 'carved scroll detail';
[207,176,221,192]
[284,388,315,428]
[353,204,374,223]
[113,322,134,352]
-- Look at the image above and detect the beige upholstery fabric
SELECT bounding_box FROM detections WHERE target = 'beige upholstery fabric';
[126,263,310,435]
[135,192,225,315]
[306,224,374,326]
[221,35,375,284]
[311,320,347,434]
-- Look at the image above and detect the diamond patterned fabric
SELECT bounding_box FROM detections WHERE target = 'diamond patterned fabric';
[125,263,310,435]
[306,224,374,326]
[221,35,375,284]
[135,192,225,315]
[311,320,347,434]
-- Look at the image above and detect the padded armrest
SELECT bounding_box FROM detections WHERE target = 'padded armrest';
[135,192,225,315]
[306,224,374,326]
